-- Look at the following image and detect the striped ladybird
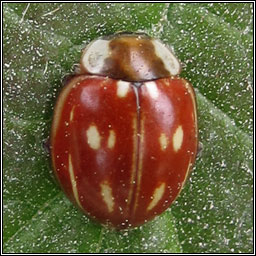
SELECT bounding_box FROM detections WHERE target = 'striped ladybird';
[51,32,198,229]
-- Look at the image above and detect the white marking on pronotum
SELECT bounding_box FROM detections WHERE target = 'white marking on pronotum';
[68,154,82,209]
[159,133,169,151]
[100,180,114,213]
[86,125,101,150]
[173,125,183,152]
[117,80,130,98]
[82,39,110,74]
[147,182,166,211]
[145,81,159,99]
[152,39,181,76]
[107,130,116,149]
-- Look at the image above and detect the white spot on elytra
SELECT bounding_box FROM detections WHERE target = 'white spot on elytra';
[152,39,181,76]
[68,154,82,209]
[173,125,183,152]
[145,81,159,99]
[107,130,116,149]
[159,133,169,151]
[100,180,114,213]
[86,125,101,150]
[147,183,166,211]
[117,80,130,98]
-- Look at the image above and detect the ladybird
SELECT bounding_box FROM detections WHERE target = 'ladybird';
[50,32,198,229]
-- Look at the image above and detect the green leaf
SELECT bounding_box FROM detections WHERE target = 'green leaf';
[3,3,253,253]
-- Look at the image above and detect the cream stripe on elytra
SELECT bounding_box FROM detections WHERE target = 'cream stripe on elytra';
[175,157,192,201]
[86,125,101,150]
[51,76,84,141]
[183,80,198,134]
[173,125,183,152]
[70,106,75,122]
[183,158,192,188]
[107,130,116,149]
[159,133,169,151]
[127,117,138,207]
[147,182,166,211]
[68,154,83,209]
[132,118,145,214]
[117,80,130,98]
[145,81,159,99]
[51,76,87,173]
[100,180,114,213]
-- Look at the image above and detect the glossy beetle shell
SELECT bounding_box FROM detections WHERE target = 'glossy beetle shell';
[51,33,198,229]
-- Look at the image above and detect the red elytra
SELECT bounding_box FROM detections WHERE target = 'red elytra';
[51,33,198,229]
